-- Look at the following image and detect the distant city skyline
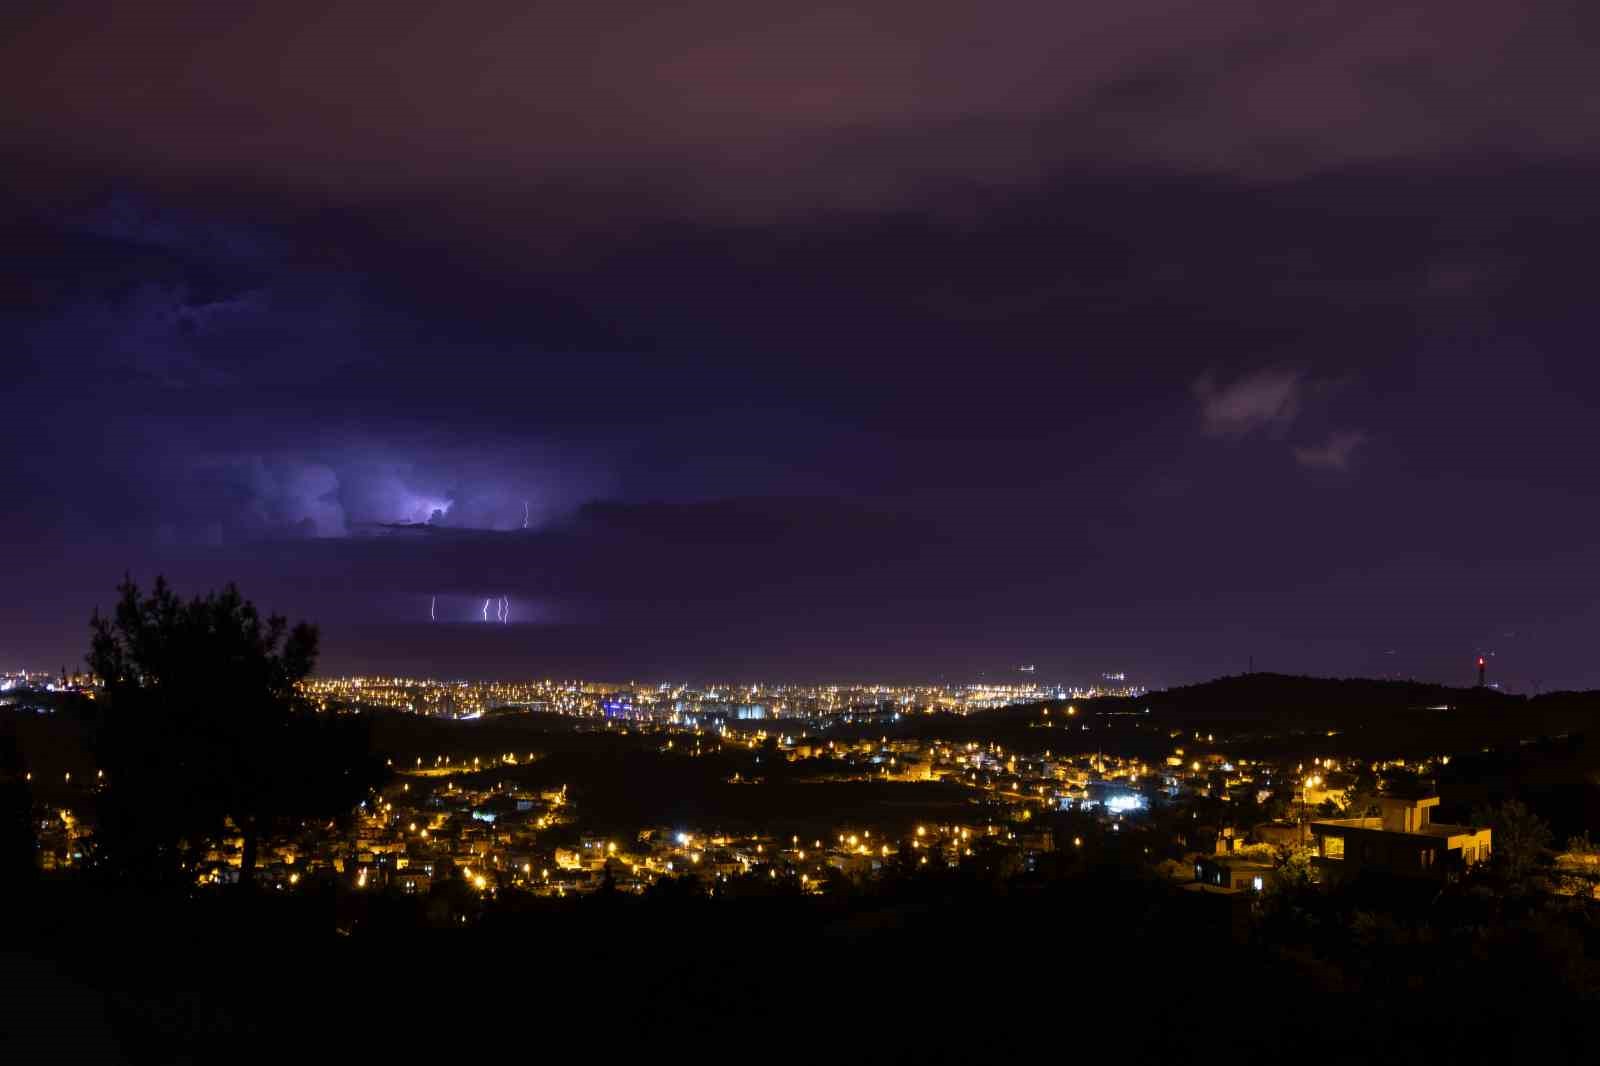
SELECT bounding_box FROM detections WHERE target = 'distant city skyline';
[1,647,1520,696]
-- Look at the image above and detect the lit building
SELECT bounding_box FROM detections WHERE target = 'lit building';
[1310,795,1490,881]
[1193,854,1273,893]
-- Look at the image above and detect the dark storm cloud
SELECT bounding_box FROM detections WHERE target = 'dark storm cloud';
[3,1,1598,219]
[4,2,1600,687]
[70,194,287,264]
[15,197,370,390]
[7,197,615,546]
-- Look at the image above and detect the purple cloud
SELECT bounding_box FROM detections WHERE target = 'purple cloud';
[1294,430,1369,471]
[1193,367,1305,437]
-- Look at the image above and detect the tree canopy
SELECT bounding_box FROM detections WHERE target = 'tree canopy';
[87,576,384,886]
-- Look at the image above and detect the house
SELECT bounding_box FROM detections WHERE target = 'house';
[1253,821,1308,848]
[1310,794,1490,882]
[1194,854,1274,893]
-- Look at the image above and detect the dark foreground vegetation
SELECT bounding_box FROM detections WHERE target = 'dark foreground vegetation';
[7,856,1598,1065]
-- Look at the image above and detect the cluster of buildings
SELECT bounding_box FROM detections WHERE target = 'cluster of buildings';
[771,731,1159,815]
[8,667,1511,902]
[33,806,89,872]
[180,725,1497,901]
[1193,793,1494,893]
[1177,750,1496,893]
[174,745,1064,897]
[299,676,584,718]
[157,722,1265,897]
[1,668,95,700]
[298,675,1146,723]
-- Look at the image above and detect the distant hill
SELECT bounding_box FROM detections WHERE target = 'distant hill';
[946,673,1519,735]
[1076,672,1518,722]
[813,673,1600,759]
[984,672,1600,758]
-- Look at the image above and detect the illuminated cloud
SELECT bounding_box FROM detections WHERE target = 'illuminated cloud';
[176,444,603,542]
[243,458,347,538]
[1294,430,1368,471]
[1192,368,1306,437]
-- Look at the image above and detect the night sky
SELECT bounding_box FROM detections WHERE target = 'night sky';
[3,2,1598,687]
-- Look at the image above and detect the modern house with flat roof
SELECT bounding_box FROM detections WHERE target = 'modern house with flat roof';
[1310,795,1490,882]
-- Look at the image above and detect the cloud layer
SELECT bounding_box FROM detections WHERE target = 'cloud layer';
[5,4,1600,687]
[5,2,1599,221]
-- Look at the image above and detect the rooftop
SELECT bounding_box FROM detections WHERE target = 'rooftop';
[1311,817,1485,839]
[1201,855,1276,870]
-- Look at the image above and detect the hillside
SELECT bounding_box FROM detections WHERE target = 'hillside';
[813,673,1600,762]
[1084,671,1517,721]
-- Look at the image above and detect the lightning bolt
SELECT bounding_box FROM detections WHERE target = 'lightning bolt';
[499,596,509,623]
[482,598,491,622]
[430,595,436,622]
[523,500,530,529]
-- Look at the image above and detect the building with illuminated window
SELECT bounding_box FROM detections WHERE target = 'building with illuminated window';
[1310,795,1490,882]
[1193,854,1273,893]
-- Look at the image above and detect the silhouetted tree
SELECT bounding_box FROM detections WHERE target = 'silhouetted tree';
[87,576,385,887]
[0,724,37,885]
[1473,798,1554,887]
